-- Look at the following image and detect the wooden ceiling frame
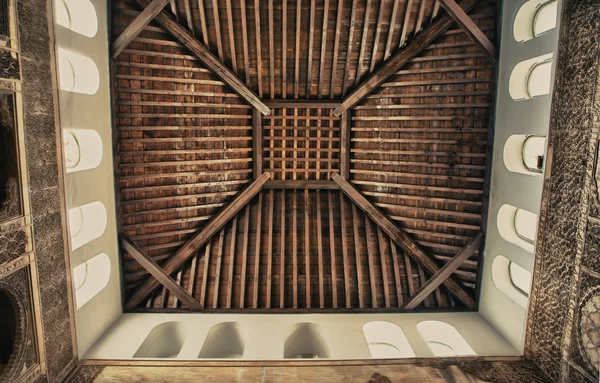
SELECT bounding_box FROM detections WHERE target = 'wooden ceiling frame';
[118,0,489,312]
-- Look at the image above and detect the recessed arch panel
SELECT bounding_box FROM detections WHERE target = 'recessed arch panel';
[72,253,110,309]
[417,321,475,357]
[363,321,415,358]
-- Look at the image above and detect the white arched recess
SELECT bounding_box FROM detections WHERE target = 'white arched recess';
[417,321,475,357]
[513,0,558,42]
[363,322,415,358]
[492,256,532,309]
[68,201,108,250]
[134,322,187,358]
[504,135,546,175]
[72,253,110,309]
[284,323,331,359]
[63,129,103,173]
[198,322,247,359]
[57,48,100,95]
[54,0,98,37]
[497,204,537,253]
[509,53,554,101]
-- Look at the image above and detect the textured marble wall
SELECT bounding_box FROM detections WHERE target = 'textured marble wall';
[525,0,600,382]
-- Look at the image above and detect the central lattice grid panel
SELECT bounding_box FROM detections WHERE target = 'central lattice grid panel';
[262,108,341,181]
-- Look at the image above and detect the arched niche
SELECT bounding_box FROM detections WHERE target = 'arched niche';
[0,91,20,220]
[497,204,537,253]
[513,0,558,42]
[68,201,107,250]
[72,253,110,309]
[509,53,554,101]
[362,321,415,358]
[57,48,100,95]
[54,0,98,37]
[492,255,532,309]
[134,321,187,358]
[198,322,248,359]
[417,321,475,357]
[284,323,331,359]
[63,129,103,173]
[503,135,546,176]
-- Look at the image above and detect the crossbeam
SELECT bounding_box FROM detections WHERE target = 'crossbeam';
[124,172,271,310]
[120,235,203,310]
[112,0,170,58]
[402,233,483,310]
[438,0,497,62]
[132,0,271,115]
[263,180,338,190]
[265,99,341,109]
[331,172,477,309]
[333,0,479,116]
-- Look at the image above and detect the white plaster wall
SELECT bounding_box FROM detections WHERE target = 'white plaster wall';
[52,0,123,357]
[479,0,562,352]
[85,312,518,360]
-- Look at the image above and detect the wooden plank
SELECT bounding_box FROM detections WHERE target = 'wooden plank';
[340,192,351,308]
[240,0,250,83]
[225,0,237,73]
[333,0,479,116]
[212,228,226,308]
[239,205,250,308]
[200,243,211,307]
[253,108,263,178]
[293,190,298,308]
[282,0,288,98]
[402,233,483,310]
[331,173,477,309]
[364,216,378,308]
[341,0,358,96]
[197,0,209,46]
[354,0,373,86]
[377,227,390,308]
[280,190,286,308]
[330,0,344,98]
[269,0,275,98]
[120,235,202,310]
[254,0,264,97]
[438,0,497,62]
[265,99,340,108]
[306,0,316,97]
[132,0,270,115]
[264,181,339,190]
[183,0,194,36]
[384,0,401,61]
[398,0,413,47]
[327,191,338,308]
[112,0,170,59]
[340,110,351,179]
[317,191,325,308]
[318,0,330,98]
[294,0,302,98]
[253,192,263,309]
[304,189,311,308]
[226,216,237,308]
[415,0,427,35]
[211,0,224,60]
[351,203,364,308]
[266,190,274,308]
[390,238,403,306]
[368,0,387,73]
[124,173,271,310]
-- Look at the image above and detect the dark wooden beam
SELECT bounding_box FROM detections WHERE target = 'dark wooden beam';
[253,108,263,178]
[340,110,351,179]
[112,0,170,58]
[265,99,341,109]
[333,0,479,116]
[124,172,271,310]
[331,173,477,309]
[132,0,271,115]
[263,180,338,190]
[120,235,203,310]
[402,233,483,310]
[438,0,497,62]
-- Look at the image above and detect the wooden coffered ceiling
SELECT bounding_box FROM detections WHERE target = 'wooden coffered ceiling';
[111,0,497,312]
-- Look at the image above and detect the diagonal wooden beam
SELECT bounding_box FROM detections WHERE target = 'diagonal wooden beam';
[438,0,496,62]
[132,0,271,115]
[333,0,479,117]
[402,232,483,310]
[120,235,203,310]
[112,0,171,59]
[124,172,271,310]
[330,173,477,309]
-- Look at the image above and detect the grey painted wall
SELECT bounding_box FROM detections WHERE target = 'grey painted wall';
[479,0,562,351]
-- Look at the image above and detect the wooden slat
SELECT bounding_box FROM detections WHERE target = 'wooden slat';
[124,173,271,310]
[364,216,378,308]
[253,108,263,178]
[183,0,194,36]
[330,0,344,98]
[225,0,237,73]
[402,233,483,310]
[211,0,224,60]
[212,228,226,308]
[112,0,171,58]
[328,191,338,308]
[340,110,351,179]
[333,0,479,116]
[340,192,351,308]
[318,0,330,98]
[226,216,237,308]
[254,0,263,96]
[377,227,391,308]
[269,0,275,98]
[266,190,274,308]
[331,173,477,309]
[384,0,401,61]
[398,0,413,47]
[317,191,325,308]
[438,0,497,62]
[200,243,211,306]
[121,235,202,310]
[352,203,364,308]
[368,0,387,73]
[293,190,298,308]
[265,99,340,108]
[304,189,311,308]
[132,0,270,115]
[390,239,403,306]
[263,180,339,190]
[239,205,250,308]
[280,190,286,308]
[197,0,209,45]
[341,0,358,96]
[240,0,250,83]
[354,0,372,86]
[253,192,264,309]
[282,0,288,98]
[306,0,316,97]
[294,0,302,98]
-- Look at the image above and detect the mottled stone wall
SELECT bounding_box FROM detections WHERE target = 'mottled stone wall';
[525,0,600,382]
[15,0,78,379]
